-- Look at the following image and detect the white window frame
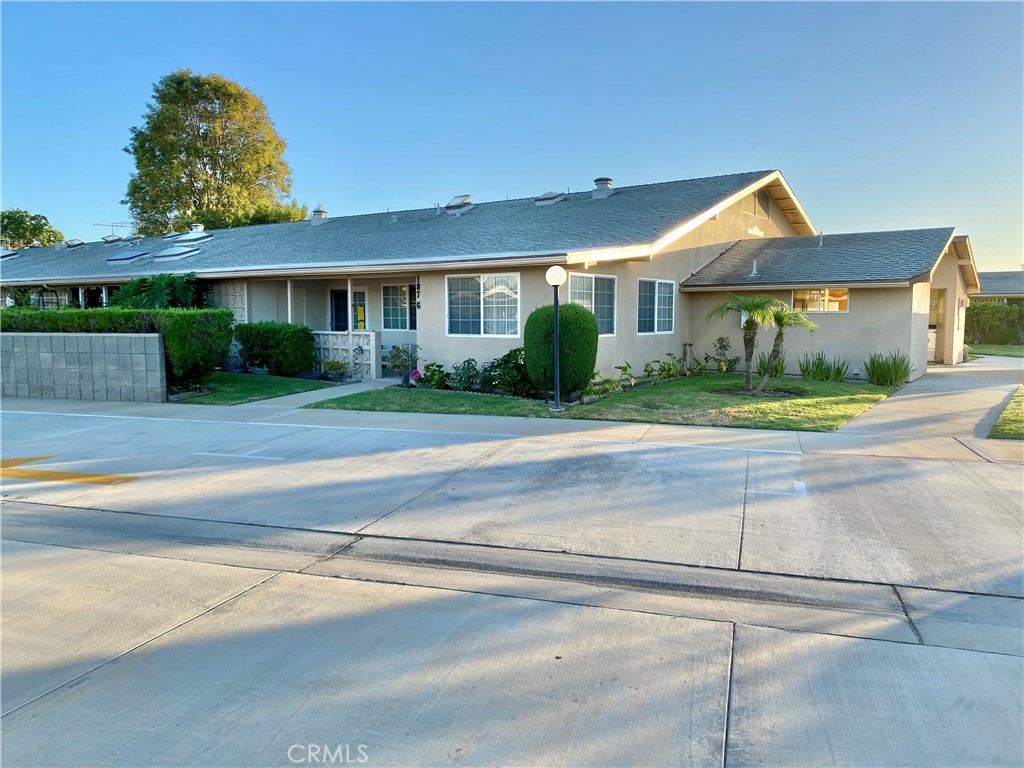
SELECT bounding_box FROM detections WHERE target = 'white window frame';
[792,287,851,314]
[637,279,675,335]
[445,272,521,338]
[381,284,412,330]
[568,272,617,337]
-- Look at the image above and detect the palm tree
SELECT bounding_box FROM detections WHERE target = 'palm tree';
[705,294,788,390]
[755,307,816,393]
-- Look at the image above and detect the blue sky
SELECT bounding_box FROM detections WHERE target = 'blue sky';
[2,2,1022,269]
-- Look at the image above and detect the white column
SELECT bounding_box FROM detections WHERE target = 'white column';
[347,277,354,338]
[286,279,293,323]
[78,287,86,309]
[101,286,109,307]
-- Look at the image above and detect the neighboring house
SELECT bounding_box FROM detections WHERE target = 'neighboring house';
[0,170,979,381]
[975,271,1024,307]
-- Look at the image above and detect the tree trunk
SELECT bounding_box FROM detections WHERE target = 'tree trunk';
[755,329,786,393]
[742,321,758,390]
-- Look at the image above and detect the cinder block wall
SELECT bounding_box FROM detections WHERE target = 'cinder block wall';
[1,333,167,402]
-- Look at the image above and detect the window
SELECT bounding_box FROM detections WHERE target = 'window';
[446,274,519,336]
[638,279,674,334]
[569,273,616,335]
[352,290,367,330]
[793,288,849,313]
[382,285,417,330]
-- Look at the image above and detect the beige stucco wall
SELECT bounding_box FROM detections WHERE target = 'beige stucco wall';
[929,247,969,365]
[909,282,931,376]
[685,287,924,381]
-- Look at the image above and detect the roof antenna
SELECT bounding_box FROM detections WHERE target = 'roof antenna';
[818,231,824,248]
[749,259,759,277]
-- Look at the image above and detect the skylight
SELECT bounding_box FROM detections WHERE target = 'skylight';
[154,246,200,261]
[534,191,566,206]
[106,250,149,264]
[102,235,122,244]
[163,232,184,240]
[0,249,18,260]
[64,239,85,248]
[445,194,471,210]
[174,231,213,244]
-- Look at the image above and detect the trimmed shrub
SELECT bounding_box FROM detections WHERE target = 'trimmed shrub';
[965,302,1022,345]
[0,307,232,388]
[235,322,316,377]
[798,352,849,382]
[319,359,351,382]
[864,350,914,387]
[523,304,599,395]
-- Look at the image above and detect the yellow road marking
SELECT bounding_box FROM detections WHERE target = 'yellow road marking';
[0,456,138,486]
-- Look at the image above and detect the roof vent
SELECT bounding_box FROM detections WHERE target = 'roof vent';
[534,191,566,207]
[154,246,200,261]
[749,259,759,277]
[311,206,327,226]
[163,231,183,240]
[818,231,824,248]
[391,214,398,224]
[445,195,473,216]
[189,223,205,233]
[592,177,615,200]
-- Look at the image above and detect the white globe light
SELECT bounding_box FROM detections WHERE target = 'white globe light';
[545,265,568,287]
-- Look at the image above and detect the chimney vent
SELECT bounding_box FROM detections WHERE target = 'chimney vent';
[593,177,615,200]
[190,223,205,233]
[818,231,824,248]
[749,259,759,277]
[311,206,327,226]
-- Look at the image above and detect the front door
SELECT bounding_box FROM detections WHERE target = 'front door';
[928,289,946,363]
[330,290,349,332]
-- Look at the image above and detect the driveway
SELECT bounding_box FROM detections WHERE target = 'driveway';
[841,355,1023,438]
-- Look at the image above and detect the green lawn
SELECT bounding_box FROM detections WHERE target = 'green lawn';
[308,375,893,432]
[179,371,338,406]
[972,344,1024,358]
[989,386,1024,440]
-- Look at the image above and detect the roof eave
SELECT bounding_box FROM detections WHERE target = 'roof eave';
[681,279,913,292]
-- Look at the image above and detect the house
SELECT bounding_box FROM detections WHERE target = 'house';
[975,271,1024,307]
[0,170,979,382]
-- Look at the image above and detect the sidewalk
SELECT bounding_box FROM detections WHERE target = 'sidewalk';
[2,363,1021,463]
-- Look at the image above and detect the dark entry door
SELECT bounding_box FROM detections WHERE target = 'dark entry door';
[330,290,349,332]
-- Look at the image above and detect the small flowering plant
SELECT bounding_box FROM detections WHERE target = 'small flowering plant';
[412,368,422,383]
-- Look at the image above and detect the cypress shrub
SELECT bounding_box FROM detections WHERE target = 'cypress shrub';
[523,304,598,395]
[234,321,316,377]
[0,307,233,388]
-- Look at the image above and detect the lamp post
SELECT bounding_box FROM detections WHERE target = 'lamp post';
[545,265,568,413]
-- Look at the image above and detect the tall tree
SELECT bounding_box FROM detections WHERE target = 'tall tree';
[123,69,303,235]
[0,209,64,249]
[705,294,788,390]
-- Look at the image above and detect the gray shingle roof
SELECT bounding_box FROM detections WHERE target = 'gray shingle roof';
[0,170,775,284]
[682,228,955,288]
[977,271,1024,297]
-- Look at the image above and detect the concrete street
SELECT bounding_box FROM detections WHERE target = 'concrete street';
[1,357,1022,767]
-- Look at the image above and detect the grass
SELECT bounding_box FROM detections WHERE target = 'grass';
[179,371,338,406]
[307,387,552,417]
[989,386,1024,440]
[308,375,893,432]
[971,344,1024,358]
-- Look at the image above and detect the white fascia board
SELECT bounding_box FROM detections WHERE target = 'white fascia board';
[565,244,652,265]
[953,235,980,292]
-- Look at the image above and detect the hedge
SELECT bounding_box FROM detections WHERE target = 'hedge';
[965,302,1022,345]
[234,322,316,377]
[0,307,233,387]
[523,303,599,395]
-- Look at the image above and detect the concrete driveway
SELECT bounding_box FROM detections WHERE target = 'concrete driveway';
[841,355,1023,438]
[1,371,1022,767]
